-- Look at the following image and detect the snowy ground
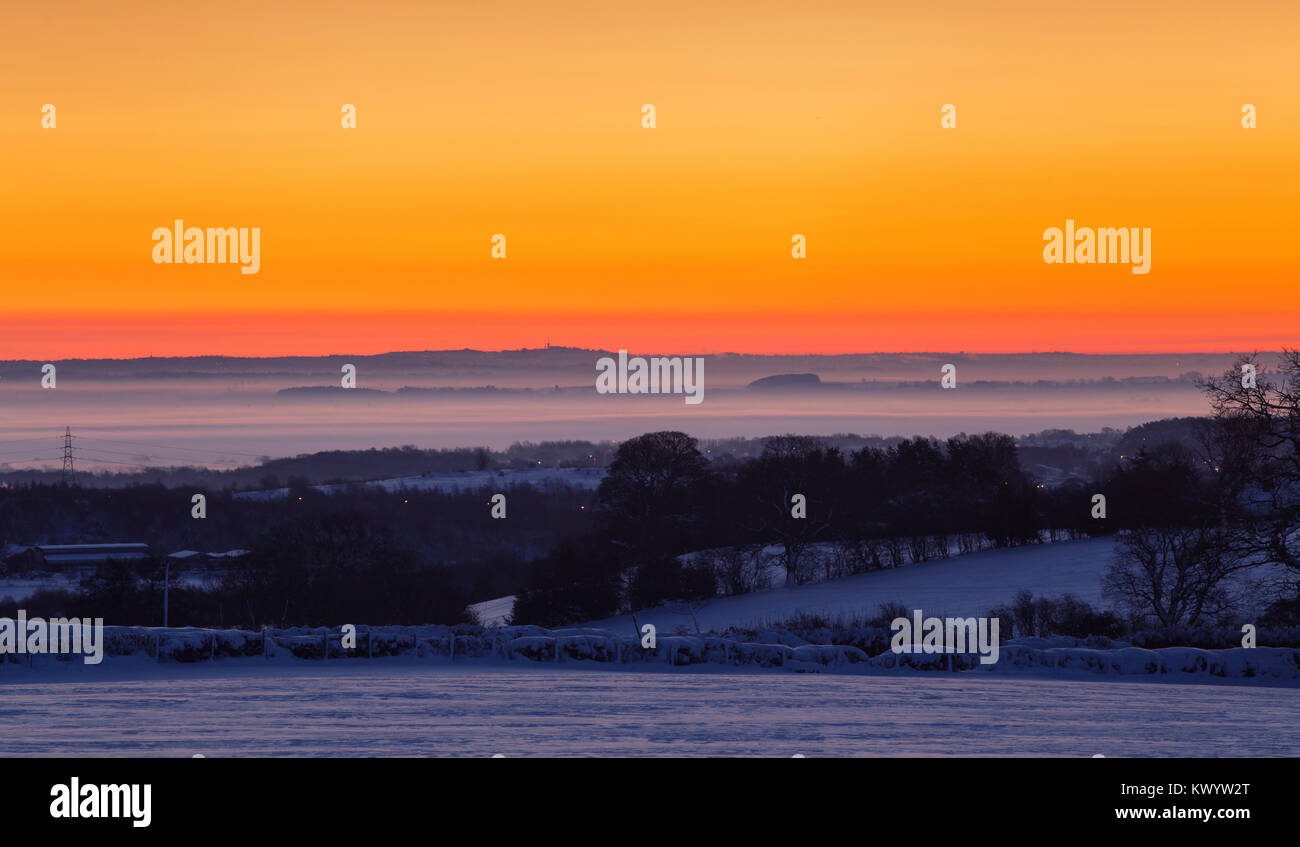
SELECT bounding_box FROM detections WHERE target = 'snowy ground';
[1,662,1295,757]
[581,537,1118,634]
[469,595,517,626]
[0,573,79,602]
[0,570,216,601]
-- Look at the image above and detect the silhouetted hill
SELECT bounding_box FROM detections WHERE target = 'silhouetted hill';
[748,373,822,390]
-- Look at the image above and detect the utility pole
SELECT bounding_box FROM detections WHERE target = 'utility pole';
[61,427,75,486]
[163,558,170,628]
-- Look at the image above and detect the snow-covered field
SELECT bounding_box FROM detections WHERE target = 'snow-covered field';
[2,663,1295,756]
[469,595,517,626]
[0,570,215,601]
[581,537,1117,634]
[0,573,80,602]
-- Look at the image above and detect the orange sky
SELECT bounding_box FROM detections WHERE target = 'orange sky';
[1,0,1297,357]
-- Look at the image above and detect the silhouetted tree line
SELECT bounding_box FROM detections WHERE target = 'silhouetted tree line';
[0,441,619,490]
[0,482,593,627]
[0,481,593,567]
[515,430,1122,626]
[6,514,491,629]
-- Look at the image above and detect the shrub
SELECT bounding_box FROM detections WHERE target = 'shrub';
[988,590,1124,639]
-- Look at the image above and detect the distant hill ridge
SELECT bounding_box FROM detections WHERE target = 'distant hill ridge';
[748,373,822,389]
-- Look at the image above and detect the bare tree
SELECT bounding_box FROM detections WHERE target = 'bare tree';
[1199,351,1300,579]
[664,599,706,633]
[741,435,841,588]
[707,544,770,595]
[1103,526,1253,628]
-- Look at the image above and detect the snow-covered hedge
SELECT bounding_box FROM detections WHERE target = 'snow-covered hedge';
[980,644,1300,681]
[5,623,1297,683]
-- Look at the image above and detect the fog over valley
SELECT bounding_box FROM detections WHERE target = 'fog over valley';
[0,349,1257,466]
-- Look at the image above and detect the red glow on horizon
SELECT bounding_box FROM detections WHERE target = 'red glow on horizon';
[0,311,1293,359]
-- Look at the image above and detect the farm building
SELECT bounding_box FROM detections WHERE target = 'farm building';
[2,542,154,573]
[166,549,251,565]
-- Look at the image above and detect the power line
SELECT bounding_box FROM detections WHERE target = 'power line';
[1,455,179,469]
[74,445,211,460]
[71,455,164,468]
[0,444,63,457]
[74,450,239,468]
[0,429,261,473]
[72,434,265,459]
[68,446,155,457]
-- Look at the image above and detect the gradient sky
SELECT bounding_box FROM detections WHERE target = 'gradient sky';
[2,0,1297,357]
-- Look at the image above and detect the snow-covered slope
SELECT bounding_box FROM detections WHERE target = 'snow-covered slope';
[580,537,1117,634]
[469,595,517,627]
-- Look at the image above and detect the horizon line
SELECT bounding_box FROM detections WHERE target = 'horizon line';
[0,347,1282,364]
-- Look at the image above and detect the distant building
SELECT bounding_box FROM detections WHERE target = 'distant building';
[166,549,250,565]
[3,542,153,572]
[2,543,250,574]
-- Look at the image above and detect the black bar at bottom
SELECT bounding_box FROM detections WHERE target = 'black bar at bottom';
[10,757,1284,834]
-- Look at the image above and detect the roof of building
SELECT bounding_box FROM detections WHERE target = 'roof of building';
[167,549,251,560]
[43,552,152,564]
[37,543,151,553]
